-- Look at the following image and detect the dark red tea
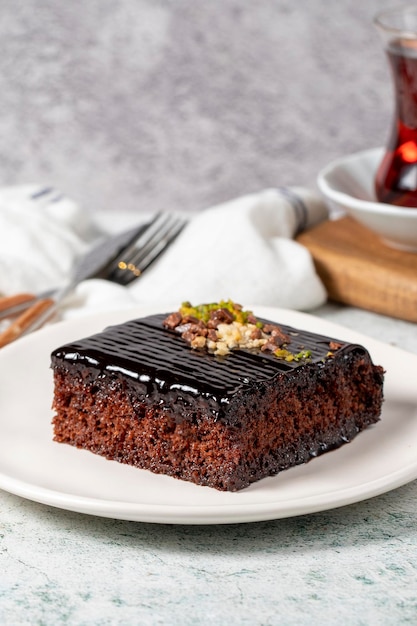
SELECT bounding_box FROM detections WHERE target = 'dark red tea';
[375,39,417,207]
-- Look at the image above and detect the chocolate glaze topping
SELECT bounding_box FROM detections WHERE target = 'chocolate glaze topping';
[51,313,369,421]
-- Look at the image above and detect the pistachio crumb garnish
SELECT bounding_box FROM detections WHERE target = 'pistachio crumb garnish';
[294,349,312,361]
[274,348,294,361]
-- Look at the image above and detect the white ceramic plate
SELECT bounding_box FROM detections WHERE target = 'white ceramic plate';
[1,305,417,525]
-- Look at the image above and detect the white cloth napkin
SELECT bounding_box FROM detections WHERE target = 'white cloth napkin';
[0,186,328,319]
[0,186,100,296]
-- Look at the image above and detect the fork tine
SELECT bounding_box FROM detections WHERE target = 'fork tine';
[132,216,185,274]
[104,213,167,273]
[110,215,186,285]
[108,214,186,285]
[121,215,181,270]
[115,213,171,265]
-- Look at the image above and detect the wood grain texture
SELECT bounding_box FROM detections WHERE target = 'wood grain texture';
[297,216,417,323]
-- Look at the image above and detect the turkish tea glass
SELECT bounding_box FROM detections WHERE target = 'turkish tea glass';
[375,5,417,207]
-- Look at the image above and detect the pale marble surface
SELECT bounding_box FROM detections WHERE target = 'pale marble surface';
[2,1,417,624]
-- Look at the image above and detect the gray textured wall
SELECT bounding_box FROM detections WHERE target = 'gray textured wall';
[0,0,395,215]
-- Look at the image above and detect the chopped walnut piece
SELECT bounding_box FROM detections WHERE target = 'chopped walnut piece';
[182,329,199,344]
[214,341,229,356]
[250,327,263,340]
[207,329,218,342]
[329,341,343,351]
[163,311,182,329]
[182,315,203,326]
[207,308,235,328]
[262,324,290,347]
[190,335,206,349]
[188,324,208,337]
[261,341,278,353]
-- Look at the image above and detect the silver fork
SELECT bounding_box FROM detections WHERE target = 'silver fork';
[0,212,187,347]
[103,212,186,285]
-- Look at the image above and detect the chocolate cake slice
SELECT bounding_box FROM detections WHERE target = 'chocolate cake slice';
[51,303,384,491]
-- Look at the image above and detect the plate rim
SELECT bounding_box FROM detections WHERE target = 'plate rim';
[1,458,417,525]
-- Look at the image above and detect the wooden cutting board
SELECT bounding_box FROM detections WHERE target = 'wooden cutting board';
[296,216,417,323]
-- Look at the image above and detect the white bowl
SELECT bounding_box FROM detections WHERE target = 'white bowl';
[317,147,417,252]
